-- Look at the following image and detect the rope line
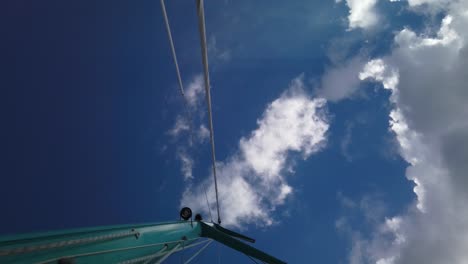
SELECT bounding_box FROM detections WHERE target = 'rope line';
[245,254,264,264]
[154,243,181,264]
[196,0,222,225]
[160,0,196,146]
[37,238,201,264]
[202,181,214,223]
[183,240,213,264]
[123,239,211,264]
[118,240,209,264]
[120,245,167,264]
[217,242,221,264]
[0,230,138,257]
[181,238,185,263]
[160,0,184,96]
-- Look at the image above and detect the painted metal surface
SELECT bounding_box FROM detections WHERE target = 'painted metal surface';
[0,220,287,263]
[0,221,201,263]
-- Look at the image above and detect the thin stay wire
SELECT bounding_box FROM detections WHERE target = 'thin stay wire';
[183,240,213,264]
[160,0,213,220]
[203,181,214,223]
[160,0,196,146]
[160,0,184,96]
[196,0,222,225]
[245,254,267,264]
[217,242,221,264]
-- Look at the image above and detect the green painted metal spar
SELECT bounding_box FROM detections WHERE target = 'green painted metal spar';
[0,209,286,263]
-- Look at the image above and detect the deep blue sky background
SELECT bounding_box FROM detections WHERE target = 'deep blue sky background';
[1,1,421,263]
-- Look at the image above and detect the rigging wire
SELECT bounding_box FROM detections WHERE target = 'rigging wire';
[160,0,196,146]
[37,238,204,264]
[160,0,184,97]
[160,0,214,221]
[217,242,221,264]
[183,240,213,264]
[245,254,262,264]
[203,181,214,223]
[154,243,181,264]
[180,239,185,264]
[196,0,222,225]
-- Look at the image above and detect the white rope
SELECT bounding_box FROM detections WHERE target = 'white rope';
[120,245,167,264]
[1,230,139,257]
[183,240,213,264]
[153,243,181,264]
[217,242,221,264]
[196,0,222,225]
[37,238,201,264]
[160,0,184,96]
[160,0,196,146]
[203,181,214,223]
[123,240,208,264]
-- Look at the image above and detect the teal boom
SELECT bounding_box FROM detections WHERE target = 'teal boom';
[0,220,286,263]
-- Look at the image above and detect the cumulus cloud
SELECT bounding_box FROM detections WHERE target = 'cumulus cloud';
[359,59,398,92]
[185,74,205,107]
[168,115,190,138]
[178,151,194,180]
[181,75,329,227]
[406,0,452,12]
[345,2,468,262]
[318,57,365,101]
[208,36,231,65]
[344,0,379,29]
[240,79,329,181]
[197,124,210,143]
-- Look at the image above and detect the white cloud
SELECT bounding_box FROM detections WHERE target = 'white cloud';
[359,59,399,92]
[181,75,329,227]
[319,57,365,101]
[340,123,354,162]
[198,124,210,143]
[376,257,396,264]
[348,2,468,262]
[208,36,231,65]
[240,77,328,181]
[406,0,452,12]
[167,75,211,181]
[185,74,205,107]
[345,0,379,29]
[335,193,394,264]
[178,151,194,180]
[168,115,190,138]
[169,75,206,139]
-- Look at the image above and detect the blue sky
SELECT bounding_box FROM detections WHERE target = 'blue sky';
[3,0,468,263]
